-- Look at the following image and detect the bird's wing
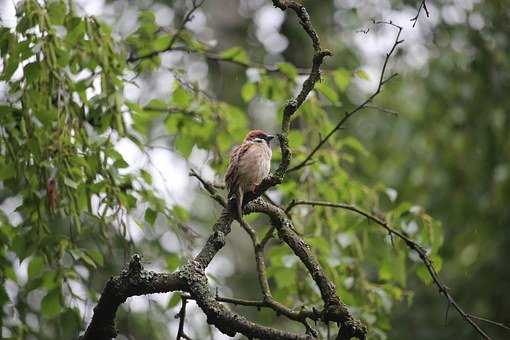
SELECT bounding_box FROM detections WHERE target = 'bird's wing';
[224,142,251,192]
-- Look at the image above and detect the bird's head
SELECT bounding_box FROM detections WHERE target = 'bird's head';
[244,129,274,146]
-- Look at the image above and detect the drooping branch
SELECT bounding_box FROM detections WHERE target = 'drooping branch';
[288,20,403,173]
[286,200,492,340]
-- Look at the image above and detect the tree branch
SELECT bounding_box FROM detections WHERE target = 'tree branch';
[246,199,367,340]
[286,200,492,340]
[84,2,364,339]
[82,255,184,340]
[242,0,332,203]
[176,296,189,340]
[410,0,430,28]
[288,21,403,173]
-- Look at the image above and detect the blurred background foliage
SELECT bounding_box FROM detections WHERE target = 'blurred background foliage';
[0,0,508,339]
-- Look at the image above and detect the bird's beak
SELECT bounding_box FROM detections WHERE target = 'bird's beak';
[265,135,275,142]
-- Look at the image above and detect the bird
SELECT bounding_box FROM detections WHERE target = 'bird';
[225,129,274,218]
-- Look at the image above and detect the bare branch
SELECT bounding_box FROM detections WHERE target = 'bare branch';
[189,169,227,208]
[410,0,430,27]
[176,296,189,340]
[288,21,403,173]
[286,200,492,340]
[467,314,510,332]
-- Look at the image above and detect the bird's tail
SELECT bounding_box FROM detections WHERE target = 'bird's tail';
[227,185,244,220]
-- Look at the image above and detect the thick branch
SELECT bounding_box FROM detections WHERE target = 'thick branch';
[180,259,312,340]
[83,253,311,340]
[82,255,184,340]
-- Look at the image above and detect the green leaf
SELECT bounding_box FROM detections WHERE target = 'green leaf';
[168,293,181,308]
[140,169,152,185]
[165,115,180,134]
[64,177,79,189]
[172,205,189,221]
[219,46,249,64]
[277,62,298,79]
[315,82,340,105]
[48,0,67,25]
[0,161,16,181]
[175,137,193,158]
[273,267,294,288]
[416,264,432,285]
[144,208,157,226]
[86,249,104,267]
[355,69,370,81]
[41,289,61,319]
[431,254,442,273]
[241,82,256,102]
[1,56,19,81]
[28,256,45,280]
[332,68,351,91]
[172,85,192,109]
[341,137,369,157]
[34,108,58,127]
[288,130,304,149]
[66,19,85,45]
[166,253,181,271]
[79,252,97,269]
[24,62,41,82]
[152,35,172,51]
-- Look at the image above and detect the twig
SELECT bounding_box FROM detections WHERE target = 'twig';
[189,169,227,208]
[288,20,403,173]
[467,314,510,332]
[410,0,430,27]
[364,104,399,116]
[176,296,188,340]
[286,200,492,340]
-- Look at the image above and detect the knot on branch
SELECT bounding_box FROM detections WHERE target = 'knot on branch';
[126,253,143,275]
[336,319,368,340]
[314,50,333,63]
[212,230,226,249]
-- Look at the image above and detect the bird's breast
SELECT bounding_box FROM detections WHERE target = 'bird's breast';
[237,143,272,190]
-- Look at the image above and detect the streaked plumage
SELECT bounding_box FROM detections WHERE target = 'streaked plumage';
[225,130,274,216]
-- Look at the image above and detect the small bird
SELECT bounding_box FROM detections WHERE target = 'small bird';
[225,130,274,217]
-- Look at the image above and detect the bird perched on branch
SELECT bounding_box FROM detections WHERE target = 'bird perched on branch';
[225,130,274,218]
